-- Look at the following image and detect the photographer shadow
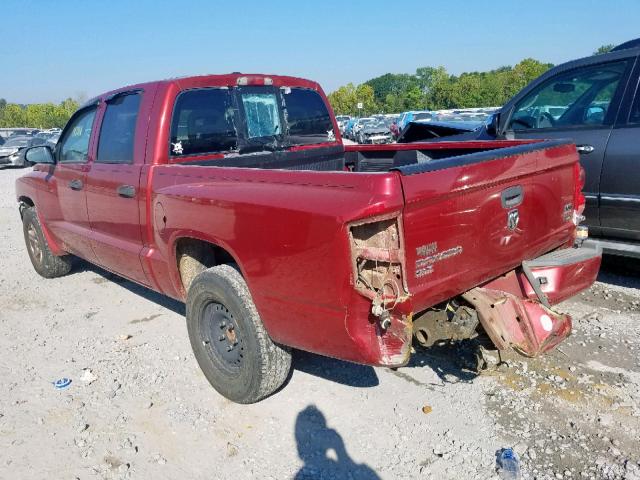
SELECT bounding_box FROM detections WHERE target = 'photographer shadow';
[294,405,380,480]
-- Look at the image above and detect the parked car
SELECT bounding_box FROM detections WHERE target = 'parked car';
[358,119,393,144]
[410,38,640,258]
[335,115,351,134]
[17,73,599,403]
[11,134,60,167]
[0,136,31,167]
[352,117,375,141]
[9,128,40,137]
[398,110,433,130]
[397,119,483,143]
[389,120,400,139]
[343,118,358,140]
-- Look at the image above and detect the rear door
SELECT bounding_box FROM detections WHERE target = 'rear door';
[43,106,99,263]
[599,58,640,238]
[85,89,151,285]
[504,58,635,234]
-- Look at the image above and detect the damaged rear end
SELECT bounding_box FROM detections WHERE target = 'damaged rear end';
[347,214,413,366]
[466,244,601,357]
[348,140,601,367]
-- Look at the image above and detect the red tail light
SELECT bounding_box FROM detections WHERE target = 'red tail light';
[573,162,586,216]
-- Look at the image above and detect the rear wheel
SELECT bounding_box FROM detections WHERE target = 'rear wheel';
[186,264,291,403]
[22,207,72,278]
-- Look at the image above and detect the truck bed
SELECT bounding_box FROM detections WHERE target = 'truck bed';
[177,138,558,174]
[150,138,580,365]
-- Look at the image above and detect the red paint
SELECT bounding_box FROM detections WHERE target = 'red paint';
[15,73,600,367]
[481,253,602,306]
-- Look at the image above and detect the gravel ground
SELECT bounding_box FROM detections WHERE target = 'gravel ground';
[0,166,639,480]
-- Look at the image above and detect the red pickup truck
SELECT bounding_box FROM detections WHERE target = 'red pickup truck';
[16,73,601,403]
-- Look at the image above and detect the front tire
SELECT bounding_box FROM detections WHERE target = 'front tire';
[22,207,72,278]
[186,264,292,403]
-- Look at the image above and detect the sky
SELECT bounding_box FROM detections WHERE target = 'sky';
[2,0,639,104]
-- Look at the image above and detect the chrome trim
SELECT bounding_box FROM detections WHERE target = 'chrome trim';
[601,195,640,203]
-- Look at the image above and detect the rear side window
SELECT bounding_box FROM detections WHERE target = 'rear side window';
[97,93,141,164]
[282,88,333,144]
[170,89,237,157]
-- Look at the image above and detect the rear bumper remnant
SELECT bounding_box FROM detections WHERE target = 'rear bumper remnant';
[463,245,601,357]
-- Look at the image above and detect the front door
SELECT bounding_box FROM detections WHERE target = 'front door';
[85,90,149,285]
[45,106,99,263]
[505,59,633,234]
[599,75,640,238]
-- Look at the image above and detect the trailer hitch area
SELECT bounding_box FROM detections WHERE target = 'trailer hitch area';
[462,287,571,357]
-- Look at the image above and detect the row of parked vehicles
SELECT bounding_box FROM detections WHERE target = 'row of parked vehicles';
[337,108,498,144]
[0,128,61,168]
[337,114,396,144]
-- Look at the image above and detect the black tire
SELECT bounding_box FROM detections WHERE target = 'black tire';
[22,207,72,278]
[186,264,292,403]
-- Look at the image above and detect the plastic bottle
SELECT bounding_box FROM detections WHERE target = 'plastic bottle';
[496,448,521,479]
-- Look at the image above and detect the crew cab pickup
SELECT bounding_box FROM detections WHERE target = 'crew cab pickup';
[16,73,601,403]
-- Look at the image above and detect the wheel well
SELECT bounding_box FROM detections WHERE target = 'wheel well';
[175,238,237,291]
[18,196,35,218]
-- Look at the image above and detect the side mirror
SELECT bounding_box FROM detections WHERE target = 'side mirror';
[25,145,55,165]
[485,112,500,137]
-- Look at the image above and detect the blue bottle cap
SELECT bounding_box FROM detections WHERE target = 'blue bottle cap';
[53,378,72,389]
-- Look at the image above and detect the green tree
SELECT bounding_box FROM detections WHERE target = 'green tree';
[0,99,79,128]
[593,44,615,55]
[1,104,26,127]
[327,83,358,115]
[355,84,377,115]
[0,98,6,125]
[327,57,554,114]
[404,86,425,110]
[502,58,552,99]
[365,73,418,105]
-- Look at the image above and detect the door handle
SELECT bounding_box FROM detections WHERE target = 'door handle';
[501,185,524,209]
[68,179,83,191]
[576,144,595,154]
[117,184,136,198]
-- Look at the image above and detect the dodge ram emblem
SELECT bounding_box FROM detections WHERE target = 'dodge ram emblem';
[507,209,519,231]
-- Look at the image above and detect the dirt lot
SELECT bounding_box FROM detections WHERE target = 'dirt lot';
[1,166,639,480]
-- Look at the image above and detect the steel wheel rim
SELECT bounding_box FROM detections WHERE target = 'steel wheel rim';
[27,224,43,265]
[200,302,244,373]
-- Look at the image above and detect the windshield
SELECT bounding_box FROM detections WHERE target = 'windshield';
[366,120,386,128]
[414,112,432,121]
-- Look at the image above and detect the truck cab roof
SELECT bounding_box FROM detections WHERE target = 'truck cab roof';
[83,73,324,108]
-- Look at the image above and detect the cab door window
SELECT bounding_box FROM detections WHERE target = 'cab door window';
[58,108,97,163]
[508,61,629,131]
[97,92,141,164]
